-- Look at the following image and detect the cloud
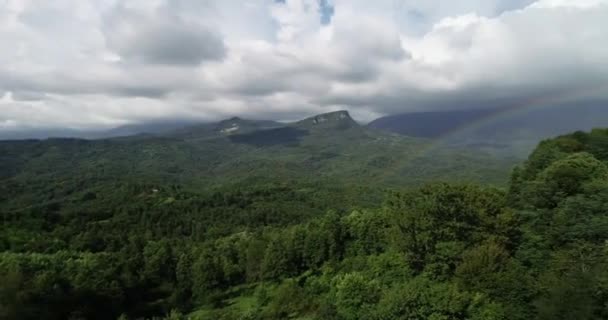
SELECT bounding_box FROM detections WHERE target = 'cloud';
[11,91,47,101]
[0,0,607,131]
[102,4,226,65]
[313,0,608,113]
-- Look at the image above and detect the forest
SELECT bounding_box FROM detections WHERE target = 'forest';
[2,128,608,320]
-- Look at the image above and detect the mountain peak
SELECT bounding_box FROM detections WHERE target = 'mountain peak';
[294,110,359,131]
[214,117,283,135]
[218,117,243,125]
[216,117,246,134]
[314,110,351,121]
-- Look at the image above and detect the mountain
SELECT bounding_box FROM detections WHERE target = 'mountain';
[368,104,608,157]
[99,120,201,138]
[0,118,284,141]
[0,128,104,140]
[0,110,357,141]
[225,111,362,147]
[0,110,515,213]
[166,117,283,140]
[7,108,607,320]
[4,124,608,319]
[368,108,498,138]
[166,110,358,143]
[294,110,360,130]
[0,121,200,140]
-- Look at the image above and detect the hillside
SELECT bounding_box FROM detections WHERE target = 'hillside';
[0,111,515,214]
[2,128,608,320]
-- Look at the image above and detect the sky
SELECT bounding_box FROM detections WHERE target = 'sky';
[1,0,608,130]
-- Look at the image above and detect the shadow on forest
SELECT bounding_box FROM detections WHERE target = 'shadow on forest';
[229,127,309,147]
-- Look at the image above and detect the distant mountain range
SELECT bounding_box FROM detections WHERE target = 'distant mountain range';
[0,110,515,204]
[368,104,608,156]
[368,108,499,138]
[7,105,608,218]
[2,105,607,171]
[0,121,200,140]
[3,104,606,146]
[0,110,363,141]
[368,104,608,139]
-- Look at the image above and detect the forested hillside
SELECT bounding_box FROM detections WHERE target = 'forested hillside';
[0,112,514,211]
[0,125,608,320]
[2,126,608,319]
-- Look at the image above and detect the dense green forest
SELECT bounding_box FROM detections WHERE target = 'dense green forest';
[2,128,608,319]
[0,112,515,198]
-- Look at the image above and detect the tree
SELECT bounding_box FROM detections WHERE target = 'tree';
[143,240,174,283]
[0,270,25,320]
[173,252,193,309]
[245,239,266,282]
[342,210,389,256]
[192,247,224,302]
[525,152,608,209]
[535,245,603,320]
[334,273,381,320]
[456,241,510,290]
[261,235,292,281]
[263,280,309,319]
[386,184,512,275]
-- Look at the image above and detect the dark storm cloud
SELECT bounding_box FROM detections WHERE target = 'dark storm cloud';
[112,86,169,99]
[11,91,47,101]
[0,66,179,99]
[314,79,608,117]
[103,5,226,66]
[114,24,225,65]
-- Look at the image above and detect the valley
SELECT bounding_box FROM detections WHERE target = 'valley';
[2,108,608,320]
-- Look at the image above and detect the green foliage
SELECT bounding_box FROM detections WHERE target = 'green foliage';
[519,152,608,209]
[0,124,514,217]
[263,280,311,319]
[192,248,224,303]
[534,245,607,320]
[334,273,381,320]
[3,128,608,319]
[509,129,608,319]
[386,184,517,275]
[373,277,504,320]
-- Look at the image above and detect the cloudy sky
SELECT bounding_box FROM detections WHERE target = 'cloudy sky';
[1,0,607,130]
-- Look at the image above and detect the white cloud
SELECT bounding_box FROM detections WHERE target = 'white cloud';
[531,0,608,8]
[0,0,607,131]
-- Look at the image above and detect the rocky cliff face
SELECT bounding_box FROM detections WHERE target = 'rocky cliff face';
[216,117,243,134]
[296,111,359,130]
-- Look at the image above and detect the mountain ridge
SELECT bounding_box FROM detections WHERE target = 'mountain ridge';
[0,107,514,195]
[0,110,356,141]
[4,105,608,144]
[368,104,608,157]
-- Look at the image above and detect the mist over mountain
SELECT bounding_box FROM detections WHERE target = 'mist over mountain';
[368,108,500,138]
[0,110,362,141]
[6,104,606,150]
[0,121,200,141]
[368,104,608,156]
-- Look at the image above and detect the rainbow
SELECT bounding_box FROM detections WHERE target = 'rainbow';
[376,84,608,183]
[420,84,608,149]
